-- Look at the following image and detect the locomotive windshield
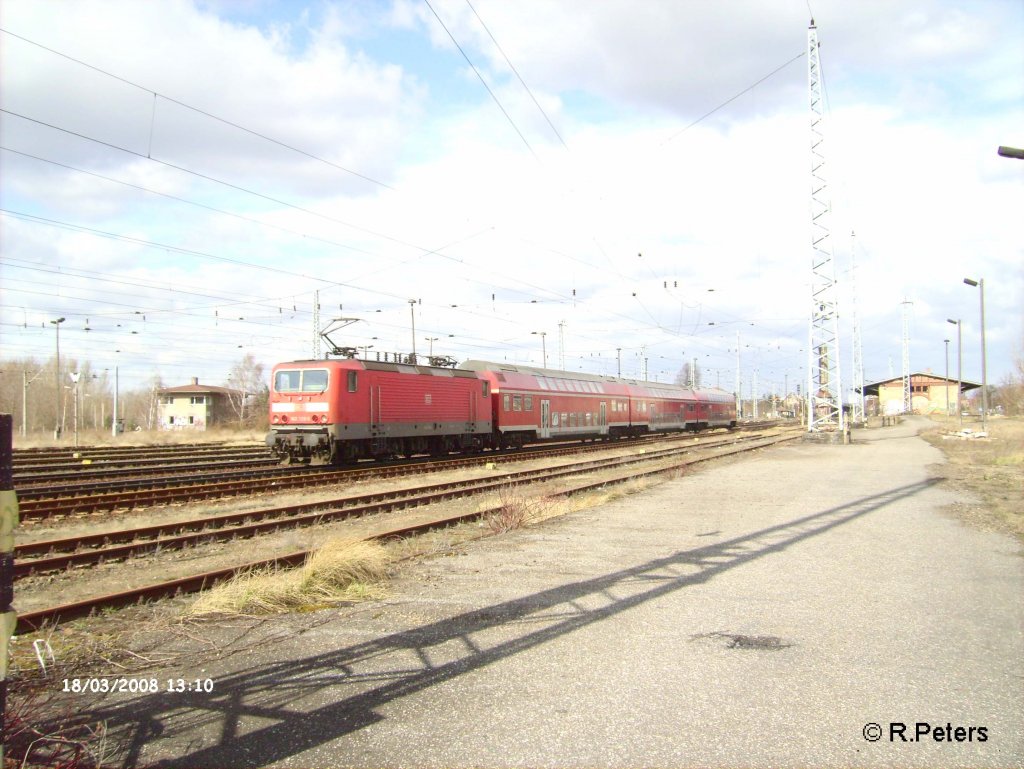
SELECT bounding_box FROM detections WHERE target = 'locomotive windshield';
[275,368,329,393]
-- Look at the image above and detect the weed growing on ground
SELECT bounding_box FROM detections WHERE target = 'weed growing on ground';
[188,538,391,616]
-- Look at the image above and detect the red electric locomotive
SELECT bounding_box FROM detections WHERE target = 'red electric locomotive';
[267,358,491,463]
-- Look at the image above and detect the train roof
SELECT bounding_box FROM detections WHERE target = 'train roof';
[274,358,480,379]
[461,360,734,400]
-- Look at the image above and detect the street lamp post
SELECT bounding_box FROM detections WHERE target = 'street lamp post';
[425,337,438,358]
[946,319,962,429]
[963,278,987,432]
[532,332,548,369]
[49,317,65,439]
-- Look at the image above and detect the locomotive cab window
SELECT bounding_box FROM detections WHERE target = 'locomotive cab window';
[275,369,328,393]
[347,371,358,392]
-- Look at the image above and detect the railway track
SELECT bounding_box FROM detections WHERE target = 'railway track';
[16,429,761,520]
[15,428,801,632]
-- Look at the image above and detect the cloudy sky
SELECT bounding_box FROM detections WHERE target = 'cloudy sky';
[1,0,1021,399]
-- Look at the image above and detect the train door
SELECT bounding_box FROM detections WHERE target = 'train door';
[599,402,607,432]
[539,400,551,439]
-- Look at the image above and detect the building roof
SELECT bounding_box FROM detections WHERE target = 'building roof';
[158,377,238,396]
[858,373,982,397]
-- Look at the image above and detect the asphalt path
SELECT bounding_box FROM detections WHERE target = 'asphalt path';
[84,417,1023,767]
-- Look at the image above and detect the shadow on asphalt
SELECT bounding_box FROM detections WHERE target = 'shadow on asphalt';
[84,478,941,768]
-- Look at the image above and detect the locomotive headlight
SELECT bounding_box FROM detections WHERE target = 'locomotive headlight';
[272,415,280,424]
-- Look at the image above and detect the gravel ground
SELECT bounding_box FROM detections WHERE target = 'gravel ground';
[58,417,1023,768]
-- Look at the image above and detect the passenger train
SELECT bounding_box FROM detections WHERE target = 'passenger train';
[267,357,736,464]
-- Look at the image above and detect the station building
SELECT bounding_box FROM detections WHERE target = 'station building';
[859,372,981,416]
[157,377,239,430]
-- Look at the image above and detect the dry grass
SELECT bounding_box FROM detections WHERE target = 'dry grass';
[15,427,265,450]
[187,538,391,616]
[924,416,1024,541]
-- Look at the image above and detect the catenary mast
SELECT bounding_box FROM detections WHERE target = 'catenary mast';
[806,18,844,432]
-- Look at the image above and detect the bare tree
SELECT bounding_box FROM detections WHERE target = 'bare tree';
[673,361,702,389]
[225,354,268,427]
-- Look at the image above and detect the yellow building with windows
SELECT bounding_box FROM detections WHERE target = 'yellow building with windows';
[860,373,980,416]
[157,377,239,430]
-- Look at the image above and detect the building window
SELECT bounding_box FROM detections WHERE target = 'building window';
[189,415,194,424]
[348,371,358,392]
[160,396,174,405]
[190,395,206,405]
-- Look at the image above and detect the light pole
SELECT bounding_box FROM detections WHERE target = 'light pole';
[963,278,987,432]
[408,299,418,361]
[943,338,951,417]
[50,317,65,439]
[531,332,548,369]
[946,319,962,429]
[425,337,438,358]
[616,348,621,378]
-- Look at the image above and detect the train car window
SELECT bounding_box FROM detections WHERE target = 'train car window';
[302,369,329,392]
[688,404,696,412]
[275,370,301,392]
[513,395,522,411]
[503,394,510,411]
[585,413,592,425]
[561,412,568,425]
[552,413,559,426]
[347,371,358,392]
[525,395,533,411]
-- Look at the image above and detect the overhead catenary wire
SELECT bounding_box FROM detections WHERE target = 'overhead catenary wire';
[464,0,568,150]
[0,27,395,191]
[421,0,539,161]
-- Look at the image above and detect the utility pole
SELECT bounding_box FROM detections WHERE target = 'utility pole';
[616,348,621,378]
[312,290,321,359]
[944,339,951,417]
[50,317,65,439]
[806,19,843,433]
[736,330,741,419]
[947,319,962,429]
[532,332,548,368]
[112,366,119,438]
[901,299,913,414]
[850,230,865,423]
[964,277,988,432]
[409,299,418,361]
[558,320,566,370]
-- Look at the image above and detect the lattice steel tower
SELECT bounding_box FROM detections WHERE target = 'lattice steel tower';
[806,19,844,432]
